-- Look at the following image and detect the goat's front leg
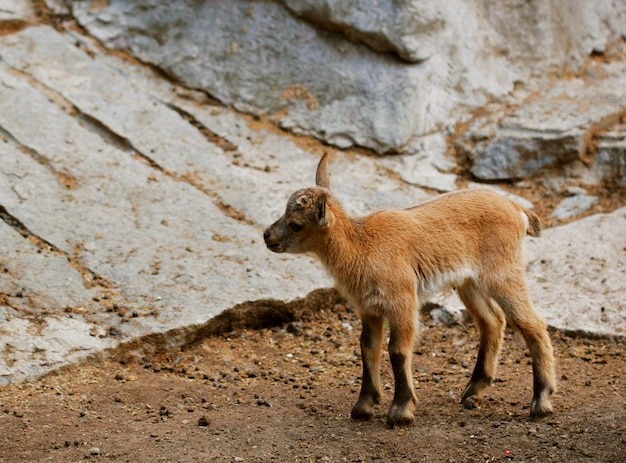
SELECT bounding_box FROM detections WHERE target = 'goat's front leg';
[386,313,418,428]
[351,314,384,421]
[457,282,506,410]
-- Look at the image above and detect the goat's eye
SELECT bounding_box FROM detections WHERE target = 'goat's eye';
[288,222,304,232]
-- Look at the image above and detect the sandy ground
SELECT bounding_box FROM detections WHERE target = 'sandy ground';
[1,301,624,463]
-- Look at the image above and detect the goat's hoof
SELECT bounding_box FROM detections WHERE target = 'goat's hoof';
[461,395,480,410]
[530,399,553,421]
[386,406,415,429]
[530,388,554,421]
[351,401,375,421]
[350,408,373,421]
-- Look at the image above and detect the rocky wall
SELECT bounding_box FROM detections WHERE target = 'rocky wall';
[65,0,626,156]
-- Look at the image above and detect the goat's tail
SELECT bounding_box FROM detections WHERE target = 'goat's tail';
[524,209,542,237]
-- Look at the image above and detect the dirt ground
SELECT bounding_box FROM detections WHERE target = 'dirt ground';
[0,301,624,463]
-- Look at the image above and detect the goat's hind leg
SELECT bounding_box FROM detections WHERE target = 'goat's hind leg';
[490,275,556,420]
[457,282,506,410]
[351,314,384,421]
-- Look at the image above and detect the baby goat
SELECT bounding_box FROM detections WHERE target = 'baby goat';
[264,154,555,428]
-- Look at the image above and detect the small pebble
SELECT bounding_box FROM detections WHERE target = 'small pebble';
[198,416,210,427]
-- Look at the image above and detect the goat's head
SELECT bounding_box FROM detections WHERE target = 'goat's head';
[263,154,335,254]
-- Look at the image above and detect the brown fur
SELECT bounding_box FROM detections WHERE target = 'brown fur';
[264,154,556,428]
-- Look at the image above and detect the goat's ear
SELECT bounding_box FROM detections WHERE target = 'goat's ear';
[315,192,333,228]
[315,153,331,189]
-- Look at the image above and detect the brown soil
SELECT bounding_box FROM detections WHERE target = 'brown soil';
[1,301,624,463]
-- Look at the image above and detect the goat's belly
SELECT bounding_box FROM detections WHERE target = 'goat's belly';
[417,267,476,299]
[332,267,475,316]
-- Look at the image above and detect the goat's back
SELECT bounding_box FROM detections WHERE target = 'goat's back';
[351,189,536,282]
[406,188,535,235]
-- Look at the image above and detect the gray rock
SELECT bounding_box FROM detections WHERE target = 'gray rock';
[68,0,626,154]
[70,0,435,154]
[0,220,100,315]
[468,98,626,180]
[564,186,589,197]
[43,0,70,15]
[0,16,624,387]
[0,315,115,386]
[552,195,599,220]
[280,0,444,63]
[526,207,626,336]
[484,0,626,69]
[592,122,626,187]
[0,26,336,383]
[0,24,432,383]
[457,58,626,182]
[430,307,461,327]
[378,133,458,192]
[0,0,33,20]
[166,99,434,220]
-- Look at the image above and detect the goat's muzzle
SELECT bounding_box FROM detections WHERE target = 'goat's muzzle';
[263,227,283,253]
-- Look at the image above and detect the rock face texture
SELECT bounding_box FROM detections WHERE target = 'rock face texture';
[0,2,624,385]
[0,0,33,20]
[525,206,626,337]
[456,67,626,182]
[68,0,626,156]
[279,0,445,63]
[0,23,427,384]
[594,122,626,187]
